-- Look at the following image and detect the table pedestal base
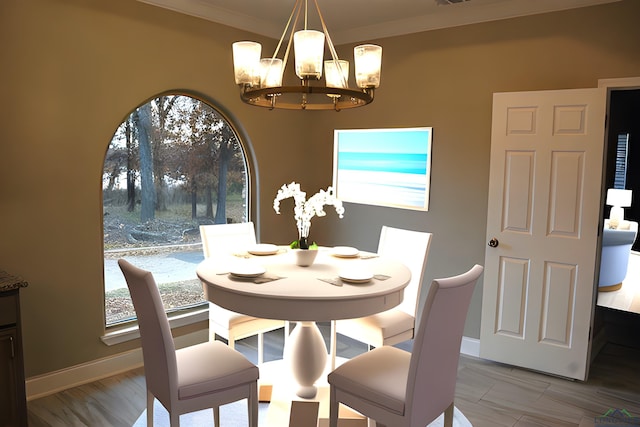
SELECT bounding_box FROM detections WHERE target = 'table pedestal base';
[285,321,328,398]
[261,359,367,427]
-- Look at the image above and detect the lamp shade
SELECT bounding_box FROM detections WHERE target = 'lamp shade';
[354,44,382,88]
[606,189,632,207]
[233,41,261,85]
[294,30,325,79]
[324,60,349,89]
[260,58,283,88]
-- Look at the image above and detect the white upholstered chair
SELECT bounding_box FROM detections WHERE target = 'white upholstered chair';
[333,226,432,361]
[328,264,483,427]
[599,219,638,291]
[118,259,259,427]
[200,222,287,364]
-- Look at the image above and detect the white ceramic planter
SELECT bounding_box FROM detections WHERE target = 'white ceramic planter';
[294,249,318,266]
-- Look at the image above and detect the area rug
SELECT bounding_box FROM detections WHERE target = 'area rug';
[133,399,472,426]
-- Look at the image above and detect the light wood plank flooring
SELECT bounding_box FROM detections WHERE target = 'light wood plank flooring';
[27,326,640,427]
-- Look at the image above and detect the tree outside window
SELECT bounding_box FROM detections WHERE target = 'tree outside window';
[102,94,249,326]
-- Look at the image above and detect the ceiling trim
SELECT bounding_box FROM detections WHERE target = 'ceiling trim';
[137,0,621,45]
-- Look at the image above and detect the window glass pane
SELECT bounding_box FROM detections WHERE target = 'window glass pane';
[614,132,630,189]
[103,95,249,326]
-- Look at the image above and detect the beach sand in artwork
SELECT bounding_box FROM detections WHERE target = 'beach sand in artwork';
[335,169,428,209]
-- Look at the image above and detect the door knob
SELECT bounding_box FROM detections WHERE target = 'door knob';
[488,238,499,248]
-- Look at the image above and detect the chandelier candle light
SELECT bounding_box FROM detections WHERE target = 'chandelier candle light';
[232,0,382,111]
[273,182,345,252]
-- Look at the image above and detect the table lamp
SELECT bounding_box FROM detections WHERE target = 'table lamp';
[606,188,632,227]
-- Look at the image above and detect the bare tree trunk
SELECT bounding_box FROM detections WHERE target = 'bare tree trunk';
[125,119,136,212]
[136,105,156,222]
[153,96,177,212]
[205,184,214,218]
[214,141,230,224]
[191,189,197,220]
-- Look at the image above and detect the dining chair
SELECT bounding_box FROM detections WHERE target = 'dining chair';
[200,222,287,364]
[118,259,259,427]
[332,226,432,365]
[328,264,483,427]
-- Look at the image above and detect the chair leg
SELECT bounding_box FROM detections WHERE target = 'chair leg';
[284,321,290,345]
[444,402,454,427]
[258,332,264,365]
[329,387,339,427]
[210,406,219,427]
[249,382,259,427]
[208,304,216,342]
[146,390,154,427]
[169,411,180,427]
[330,320,337,370]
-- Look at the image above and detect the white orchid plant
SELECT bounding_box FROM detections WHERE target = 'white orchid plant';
[273,182,345,249]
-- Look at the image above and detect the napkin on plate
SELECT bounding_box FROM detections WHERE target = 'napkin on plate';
[228,273,285,284]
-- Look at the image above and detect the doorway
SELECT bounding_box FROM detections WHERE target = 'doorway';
[596,83,640,352]
[597,87,640,316]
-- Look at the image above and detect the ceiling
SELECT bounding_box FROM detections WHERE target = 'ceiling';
[136,0,620,44]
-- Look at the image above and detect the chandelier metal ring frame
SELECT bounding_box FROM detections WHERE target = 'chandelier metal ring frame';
[232,0,382,111]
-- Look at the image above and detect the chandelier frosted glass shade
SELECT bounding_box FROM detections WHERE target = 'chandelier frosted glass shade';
[231,0,382,111]
[232,41,261,86]
[355,44,382,88]
[325,60,349,90]
[294,30,325,79]
[260,58,284,88]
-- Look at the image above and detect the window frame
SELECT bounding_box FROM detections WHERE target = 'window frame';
[101,91,256,340]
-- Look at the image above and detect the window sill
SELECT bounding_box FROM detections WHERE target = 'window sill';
[100,308,209,346]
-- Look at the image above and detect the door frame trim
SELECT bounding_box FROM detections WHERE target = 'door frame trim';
[591,77,640,361]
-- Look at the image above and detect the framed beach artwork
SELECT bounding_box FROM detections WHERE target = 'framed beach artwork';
[332,127,432,211]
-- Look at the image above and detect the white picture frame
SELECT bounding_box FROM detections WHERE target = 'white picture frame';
[333,127,432,211]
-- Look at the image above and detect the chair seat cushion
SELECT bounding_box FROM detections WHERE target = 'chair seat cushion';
[328,346,410,415]
[176,340,259,399]
[338,309,414,347]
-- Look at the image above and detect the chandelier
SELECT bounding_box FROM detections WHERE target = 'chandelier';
[231,0,382,111]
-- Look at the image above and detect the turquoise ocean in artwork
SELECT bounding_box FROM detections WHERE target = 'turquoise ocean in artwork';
[337,152,428,175]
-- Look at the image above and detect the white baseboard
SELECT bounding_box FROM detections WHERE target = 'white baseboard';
[26,330,208,401]
[26,332,480,401]
[26,349,144,401]
[460,336,480,358]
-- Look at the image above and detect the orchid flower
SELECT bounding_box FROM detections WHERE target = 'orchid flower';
[273,182,345,247]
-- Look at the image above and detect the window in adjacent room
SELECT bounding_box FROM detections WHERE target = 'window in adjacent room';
[102,94,250,327]
[613,132,630,189]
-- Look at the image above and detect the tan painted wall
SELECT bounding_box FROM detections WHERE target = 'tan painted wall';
[0,0,638,377]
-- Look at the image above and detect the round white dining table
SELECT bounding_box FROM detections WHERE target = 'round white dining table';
[196,247,411,398]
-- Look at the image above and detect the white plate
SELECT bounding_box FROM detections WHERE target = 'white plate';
[229,264,266,278]
[339,268,373,284]
[247,244,279,256]
[332,246,360,258]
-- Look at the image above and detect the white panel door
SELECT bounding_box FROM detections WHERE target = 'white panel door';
[480,88,605,380]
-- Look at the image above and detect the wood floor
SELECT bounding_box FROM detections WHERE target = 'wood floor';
[27,325,640,427]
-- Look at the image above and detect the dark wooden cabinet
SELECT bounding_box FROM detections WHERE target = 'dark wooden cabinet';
[0,282,27,427]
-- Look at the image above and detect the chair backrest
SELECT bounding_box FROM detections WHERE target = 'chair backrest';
[200,222,257,258]
[406,264,483,426]
[377,226,432,316]
[118,259,177,407]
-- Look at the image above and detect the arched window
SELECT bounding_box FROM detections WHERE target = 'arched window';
[102,94,250,327]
